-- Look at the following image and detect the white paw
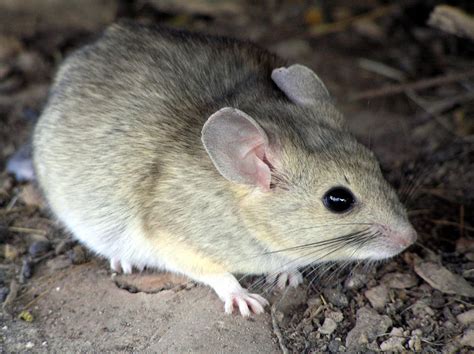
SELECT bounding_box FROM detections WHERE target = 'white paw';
[223,290,269,317]
[266,270,303,290]
[110,258,133,274]
[199,273,270,317]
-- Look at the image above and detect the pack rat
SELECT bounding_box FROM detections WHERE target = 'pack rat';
[33,21,417,316]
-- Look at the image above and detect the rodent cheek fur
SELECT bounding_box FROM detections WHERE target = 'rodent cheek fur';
[236,148,412,265]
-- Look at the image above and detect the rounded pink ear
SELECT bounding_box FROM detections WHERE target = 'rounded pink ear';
[201,107,272,191]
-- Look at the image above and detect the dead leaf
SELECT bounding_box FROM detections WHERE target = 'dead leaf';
[414,261,474,297]
[114,273,191,294]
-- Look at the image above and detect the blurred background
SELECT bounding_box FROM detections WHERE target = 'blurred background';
[1,0,474,352]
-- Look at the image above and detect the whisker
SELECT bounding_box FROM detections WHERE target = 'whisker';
[248,231,379,294]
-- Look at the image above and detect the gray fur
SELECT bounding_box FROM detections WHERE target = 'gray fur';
[33,21,414,285]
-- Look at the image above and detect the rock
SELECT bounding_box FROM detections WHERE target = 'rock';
[463,269,474,279]
[28,240,51,257]
[459,329,474,347]
[457,309,474,326]
[408,334,422,351]
[325,310,343,323]
[6,144,35,183]
[364,284,389,310]
[380,327,406,351]
[19,184,44,208]
[0,286,9,303]
[414,261,474,297]
[323,287,348,308]
[382,272,418,289]
[15,51,50,82]
[54,239,75,255]
[319,317,337,335]
[20,256,33,282]
[465,252,474,262]
[328,338,342,353]
[274,286,307,315]
[344,270,367,290]
[307,296,322,309]
[345,307,392,350]
[67,245,87,265]
[47,255,72,271]
[411,299,435,317]
[456,238,474,253]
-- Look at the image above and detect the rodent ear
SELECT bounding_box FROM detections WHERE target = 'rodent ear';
[202,107,272,191]
[271,64,330,106]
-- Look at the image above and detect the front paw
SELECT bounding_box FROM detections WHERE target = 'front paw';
[223,290,269,317]
[266,270,303,290]
[198,272,270,317]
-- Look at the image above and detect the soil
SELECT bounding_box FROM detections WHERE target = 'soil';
[1,1,474,352]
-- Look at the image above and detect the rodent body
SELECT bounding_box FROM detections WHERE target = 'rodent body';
[33,22,416,316]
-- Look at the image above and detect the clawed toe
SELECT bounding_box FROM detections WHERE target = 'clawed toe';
[224,291,269,317]
[267,270,303,290]
[110,258,135,274]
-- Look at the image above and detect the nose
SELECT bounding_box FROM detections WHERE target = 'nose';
[397,227,417,248]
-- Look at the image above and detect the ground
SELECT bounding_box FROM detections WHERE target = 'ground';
[1,1,474,352]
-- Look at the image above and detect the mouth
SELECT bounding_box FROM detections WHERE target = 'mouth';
[362,224,417,260]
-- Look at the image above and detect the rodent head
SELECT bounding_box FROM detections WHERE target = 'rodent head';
[201,64,416,267]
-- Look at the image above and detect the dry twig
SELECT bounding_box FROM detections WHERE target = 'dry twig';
[349,69,474,101]
[271,305,289,354]
[309,4,398,37]
[428,5,474,40]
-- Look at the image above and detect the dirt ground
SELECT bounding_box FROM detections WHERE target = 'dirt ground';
[1,1,474,352]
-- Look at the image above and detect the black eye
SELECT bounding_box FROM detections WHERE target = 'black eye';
[323,187,355,213]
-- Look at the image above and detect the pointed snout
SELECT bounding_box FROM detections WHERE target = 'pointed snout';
[393,226,417,249]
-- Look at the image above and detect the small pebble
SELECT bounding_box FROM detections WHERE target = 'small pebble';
[25,342,35,349]
[345,307,392,350]
[325,310,343,323]
[323,287,348,308]
[344,271,367,290]
[381,272,418,289]
[68,245,87,264]
[274,287,307,314]
[465,252,474,262]
[319,317,337,335]
[19,184,44,208]
[0,286,9,302]
[457,309,474,326]
[20,256,33,282]
[54,239,75,255]
[364,284,389,310]
[307,296,322,308]
[328,339,342,353]
[459,329,474,348]
[47,255,72,271]
[408,336,422,351]
[411,300,435,317]
[29,240,51,257]
[380,327,406,351]
[444,320,455,329]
